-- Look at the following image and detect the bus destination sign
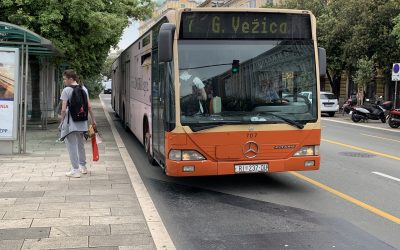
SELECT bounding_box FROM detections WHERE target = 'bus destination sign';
[180,12,312,40]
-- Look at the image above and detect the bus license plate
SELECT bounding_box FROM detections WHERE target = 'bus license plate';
[235,164,268,173]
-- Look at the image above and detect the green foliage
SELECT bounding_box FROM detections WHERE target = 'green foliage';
[393,14,400,45]
[274,0,400,81]
[101,51,121,80]
[0,0,153,81]
[354,57,375,88]
[83,76,103,99]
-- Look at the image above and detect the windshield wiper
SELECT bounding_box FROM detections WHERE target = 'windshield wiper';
[183,121,242,132]
[256,112,304,129]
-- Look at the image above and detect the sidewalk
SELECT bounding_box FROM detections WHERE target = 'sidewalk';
[322,113,399,131]
[0,99,156,249]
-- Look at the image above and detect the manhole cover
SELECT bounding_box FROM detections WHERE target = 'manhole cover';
[339,152,376,158]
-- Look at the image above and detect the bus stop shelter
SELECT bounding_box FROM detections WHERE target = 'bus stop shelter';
[0,21,62,154]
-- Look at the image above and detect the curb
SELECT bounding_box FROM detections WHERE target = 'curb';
[322,118,400,133]
[99,96,176,250]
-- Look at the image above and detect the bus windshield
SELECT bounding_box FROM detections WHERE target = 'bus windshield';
[178,39,317,130]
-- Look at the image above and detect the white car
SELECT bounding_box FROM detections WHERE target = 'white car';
[320,91,339,116]
[300,91,339,117]
[103,80,112,94]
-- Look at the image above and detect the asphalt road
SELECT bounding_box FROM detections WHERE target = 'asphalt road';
[101,94,399,250]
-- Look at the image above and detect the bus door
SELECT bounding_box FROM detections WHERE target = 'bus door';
[121,59,130,126]
[151,49,166,162]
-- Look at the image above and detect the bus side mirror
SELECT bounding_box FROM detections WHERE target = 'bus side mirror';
[318,47,326,77]
[158,23,176,63]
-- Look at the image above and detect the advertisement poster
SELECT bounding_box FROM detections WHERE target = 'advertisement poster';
[0,48,19,140]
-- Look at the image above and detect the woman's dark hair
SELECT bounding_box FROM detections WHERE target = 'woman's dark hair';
[63,69,78,81]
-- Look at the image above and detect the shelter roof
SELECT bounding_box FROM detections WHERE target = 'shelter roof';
[0,21,62,56]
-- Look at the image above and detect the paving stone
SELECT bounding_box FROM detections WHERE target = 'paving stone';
[110,223,150,235]
[90,216,145,225]
[5,177,31,182]
[119,245,155,250]
[0,99,156,249]
[31,217,89,227]
[21,236,88,249]
[0,187,25,192]
[90,188,133,196]
[90,201,136,209]
[13,172,53,177]
[61,247,118,250]
[60,208,111,217]
[3,210,59,219]
[14,196,65,204]
[66,195,119,202]
[29,176,62,182]
[0,191,44,198]
[84,175,110,180]
[0,227,50,240]
[0,239,24,250]
[49,225,110,237]
[0,203,39,211]
[111,184,132,189]
[0,219,32,229]
[89,234,153,248]
[2,183,26,188]
[0,198,16,205]
[117,195,136,201]
[108,174,131,181]
[110,207,142,216]
[44,189,90,197]
[39,202,90,210]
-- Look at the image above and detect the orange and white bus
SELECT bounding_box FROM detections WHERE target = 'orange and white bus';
[112,8,326,176]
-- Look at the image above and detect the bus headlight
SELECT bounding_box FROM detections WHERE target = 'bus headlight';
[293,145,319,156]
[169,150,206,161]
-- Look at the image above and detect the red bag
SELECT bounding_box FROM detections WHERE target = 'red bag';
[92,135,99,161]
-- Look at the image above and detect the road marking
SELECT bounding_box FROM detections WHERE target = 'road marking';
[322,139,400,161]
[290,172,400,224]
[100,96,176,250]
[322,118,400,133]
[372,172,400,182]
[360,133,400,143]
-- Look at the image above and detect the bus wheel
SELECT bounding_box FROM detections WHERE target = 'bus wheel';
[144,125,157,166]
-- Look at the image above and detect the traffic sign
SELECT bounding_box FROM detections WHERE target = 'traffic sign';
[392,63,400,81]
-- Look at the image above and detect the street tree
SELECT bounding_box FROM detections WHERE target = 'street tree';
[275,0,400,98]
[354,57,375,100]
[0,0,152,119]
[0,0,153,78]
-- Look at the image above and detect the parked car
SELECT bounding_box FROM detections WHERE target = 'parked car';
[300,91,339,117]
[320,91,339,117]
[103,80,112,94]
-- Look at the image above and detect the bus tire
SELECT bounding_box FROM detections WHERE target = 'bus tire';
[144,121,157,166]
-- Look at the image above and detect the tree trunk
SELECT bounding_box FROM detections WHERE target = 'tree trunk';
[328,71,341,97]
[30,57,41,121]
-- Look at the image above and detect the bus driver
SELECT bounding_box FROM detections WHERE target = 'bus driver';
[179,69,207,115]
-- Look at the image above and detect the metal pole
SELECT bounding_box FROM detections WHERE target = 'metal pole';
[44,63,47,129]
[44,62,48,129]
[18,45,25,154]
[395,81,398,109]
[23,45,28,153]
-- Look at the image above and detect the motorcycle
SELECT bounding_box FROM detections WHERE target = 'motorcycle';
[350,99,392,123]
[388,108,400,128]
[342,97,357,115]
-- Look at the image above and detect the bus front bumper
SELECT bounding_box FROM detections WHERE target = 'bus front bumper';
[165,156,320,177]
